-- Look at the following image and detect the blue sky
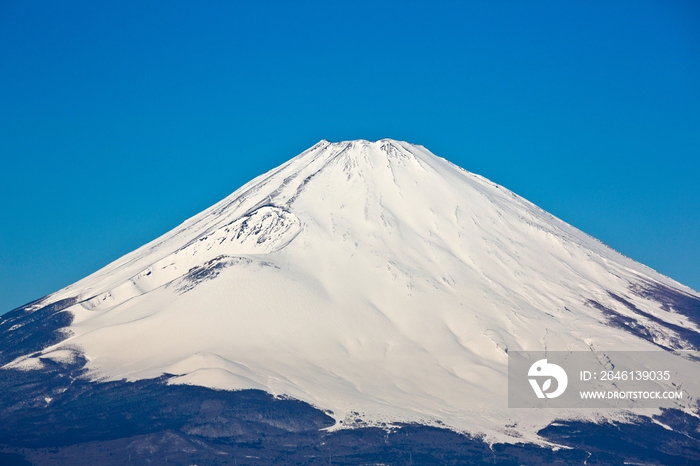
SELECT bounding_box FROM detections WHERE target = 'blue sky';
[1,1,699,313]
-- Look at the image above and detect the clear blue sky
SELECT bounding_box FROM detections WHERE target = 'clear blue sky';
[1,1,699,313]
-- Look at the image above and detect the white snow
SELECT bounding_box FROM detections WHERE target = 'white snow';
[7,139,700,444]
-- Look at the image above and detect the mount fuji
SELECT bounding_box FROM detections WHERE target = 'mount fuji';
[1,139,699,464]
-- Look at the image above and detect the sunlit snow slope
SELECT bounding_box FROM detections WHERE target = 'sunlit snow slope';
[7,139,700,442]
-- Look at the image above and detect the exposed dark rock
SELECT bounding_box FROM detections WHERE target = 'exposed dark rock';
[0,297,77,366]
[630,280,700,329]
[538,409,700,465]
[1,357,699,465]
[608,291,700,350]
[585,299,660,347]
[177,255,250,292]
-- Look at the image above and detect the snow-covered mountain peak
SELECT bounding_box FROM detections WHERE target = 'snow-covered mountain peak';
[6,139,700,444]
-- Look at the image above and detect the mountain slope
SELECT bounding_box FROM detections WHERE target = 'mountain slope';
[3,139,700,445]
